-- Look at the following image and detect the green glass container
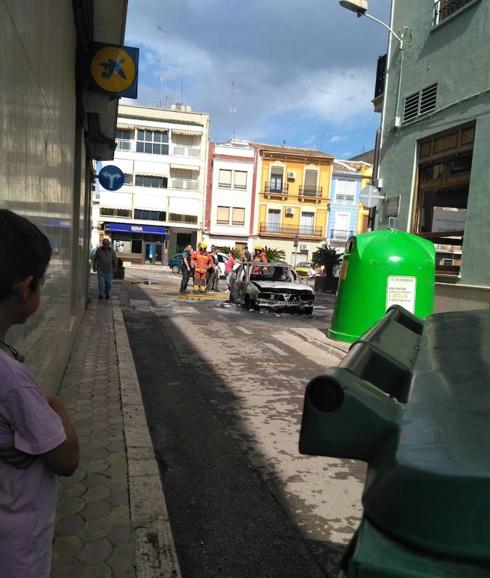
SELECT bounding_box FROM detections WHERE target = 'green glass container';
[329,230,435,343]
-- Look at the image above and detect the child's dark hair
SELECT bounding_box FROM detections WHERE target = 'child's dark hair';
[0,210,52,301]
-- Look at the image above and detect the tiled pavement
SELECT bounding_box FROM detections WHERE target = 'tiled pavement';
[51,297,135,578]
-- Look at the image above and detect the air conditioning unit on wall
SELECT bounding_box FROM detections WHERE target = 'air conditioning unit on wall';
[285,208,294,216]
[287,171,296,180]
[300,244,308,251]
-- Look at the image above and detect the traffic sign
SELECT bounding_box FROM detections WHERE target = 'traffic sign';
[360,185,385,208]
[98,165,125,191]
[88,43,139,98]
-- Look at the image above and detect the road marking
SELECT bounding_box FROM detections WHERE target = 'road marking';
[264,343,289,356]
[236,325,253,335]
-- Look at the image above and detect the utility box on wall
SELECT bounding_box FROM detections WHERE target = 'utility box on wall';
[329,230,435,343]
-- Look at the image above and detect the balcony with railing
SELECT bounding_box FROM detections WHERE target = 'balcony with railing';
[373,53,387,113]
[298,185,323,200]
[330,229,354,242]
[433,0,476,25]
[172,144,201,158]
[260,222,323,239]
[263,182,289,198]
[170,178,199,191]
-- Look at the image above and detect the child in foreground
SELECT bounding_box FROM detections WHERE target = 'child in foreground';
[0,209,79,578]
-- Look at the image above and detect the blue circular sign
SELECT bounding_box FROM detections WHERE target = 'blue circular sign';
[98,165,125,191]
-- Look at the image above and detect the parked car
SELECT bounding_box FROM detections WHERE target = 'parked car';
[169,251,240,277]
[294,261,314,277]
[228,262,315,314]
[168,253,184,274]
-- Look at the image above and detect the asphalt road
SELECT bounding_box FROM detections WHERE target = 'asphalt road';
[121,266,365,578]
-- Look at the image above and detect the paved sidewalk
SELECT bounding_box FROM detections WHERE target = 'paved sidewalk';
[50,288,181,578]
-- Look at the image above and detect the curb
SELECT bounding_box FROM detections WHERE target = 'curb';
[113,300,182,578]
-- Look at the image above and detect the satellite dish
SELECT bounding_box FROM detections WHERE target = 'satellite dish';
[360,185,385,208]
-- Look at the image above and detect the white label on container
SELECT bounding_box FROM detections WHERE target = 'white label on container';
[386,276,416,313]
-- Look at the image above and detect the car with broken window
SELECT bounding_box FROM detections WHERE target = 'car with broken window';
[228,262,315,314]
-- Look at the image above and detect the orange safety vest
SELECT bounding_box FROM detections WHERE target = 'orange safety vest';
[192,250,212,273]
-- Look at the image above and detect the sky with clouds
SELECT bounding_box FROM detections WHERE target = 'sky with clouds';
[123,0,391,159]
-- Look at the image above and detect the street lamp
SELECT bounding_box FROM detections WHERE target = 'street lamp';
[339,0,403,48]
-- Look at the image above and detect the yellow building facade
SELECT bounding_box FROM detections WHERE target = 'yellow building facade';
[255,145,334,264]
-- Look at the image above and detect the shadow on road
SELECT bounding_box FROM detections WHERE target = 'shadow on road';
[122,282,352,578]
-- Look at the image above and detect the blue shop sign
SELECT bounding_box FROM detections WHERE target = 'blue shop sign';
[105,222,168,235]
[98,165,125,191]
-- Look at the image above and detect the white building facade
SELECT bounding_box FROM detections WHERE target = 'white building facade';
[96,104,209,263]
[204,140,258,253]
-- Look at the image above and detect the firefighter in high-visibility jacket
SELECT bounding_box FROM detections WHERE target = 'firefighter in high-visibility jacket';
[191,242,214,293]
[253,244,268,263]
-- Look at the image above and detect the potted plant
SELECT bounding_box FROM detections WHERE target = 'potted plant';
[312,244,342,293]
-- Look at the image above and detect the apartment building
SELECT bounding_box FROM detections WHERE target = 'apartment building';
[204,140,258,252]
[374,0,490,310]
[255,144,334,263]
[97,104,209,263]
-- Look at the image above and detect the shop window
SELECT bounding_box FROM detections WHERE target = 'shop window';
[135,175,167,188]
[219,169,232,188]
[232,207,245,225]
[136,129,169,155]
[131,240,142,253]
[217,206,230,224]
[414,123,475,276]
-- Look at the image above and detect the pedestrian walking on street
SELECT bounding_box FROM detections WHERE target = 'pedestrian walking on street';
[243,245,252,262]
[180,244,193,294]
[0,209,79,578]
[94,238,117,299]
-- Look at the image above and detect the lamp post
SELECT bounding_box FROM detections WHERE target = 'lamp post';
[339,1,403,48]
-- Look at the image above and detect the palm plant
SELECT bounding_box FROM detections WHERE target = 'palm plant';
[218,246,242,259]
[264,246,286,262]
[312,244,342,278]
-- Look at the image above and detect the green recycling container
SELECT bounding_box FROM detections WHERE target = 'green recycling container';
[329,230,435,343]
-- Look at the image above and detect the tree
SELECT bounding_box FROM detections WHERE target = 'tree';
[312,244,342,278]
[264,246,286,262]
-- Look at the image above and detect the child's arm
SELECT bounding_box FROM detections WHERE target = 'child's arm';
[40,395,79,476]
[0,443,35,468]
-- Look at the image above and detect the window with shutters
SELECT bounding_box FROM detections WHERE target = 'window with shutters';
[135,175,167,188]
[232,207,245,225]
[217,206,230,224]
[134,209,166,221]
[219,170,232,188]
[234,171,247,189]
[334,179,356,204]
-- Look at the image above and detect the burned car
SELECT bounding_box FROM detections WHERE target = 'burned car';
[228,262,315,314]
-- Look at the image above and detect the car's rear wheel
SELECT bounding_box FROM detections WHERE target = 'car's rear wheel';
[171,265,180,274]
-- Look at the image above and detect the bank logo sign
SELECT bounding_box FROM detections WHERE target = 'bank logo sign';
[87,43,139,98]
